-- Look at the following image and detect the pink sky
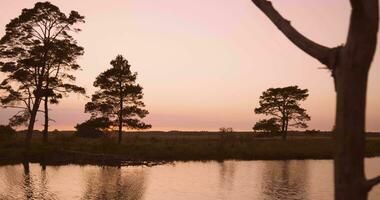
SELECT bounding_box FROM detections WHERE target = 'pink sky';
[0,0,379,131]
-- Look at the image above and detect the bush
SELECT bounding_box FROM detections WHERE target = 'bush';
[51,129,61,134]
[253,118,281,133]
[305,129,321,135]
[75,117,111,138]
[219,127,234,133]
[0,125,16,135]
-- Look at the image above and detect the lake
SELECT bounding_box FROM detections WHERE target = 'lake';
[1,158,380,200]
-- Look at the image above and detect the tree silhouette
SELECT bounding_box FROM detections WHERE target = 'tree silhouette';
[254,86,310,139]
[41,38,86,143]
[0,2,85,145]
[253,118,280,133]
[85,55,151,143]
[250,0,380,199]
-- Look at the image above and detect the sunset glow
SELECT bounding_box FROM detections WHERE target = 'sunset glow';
[0,0,379,131]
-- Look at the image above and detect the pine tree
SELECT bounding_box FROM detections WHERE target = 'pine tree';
[85,55,151,143]
[254,86,310,139]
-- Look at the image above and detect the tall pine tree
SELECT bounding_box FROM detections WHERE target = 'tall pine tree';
[85,55,151,143]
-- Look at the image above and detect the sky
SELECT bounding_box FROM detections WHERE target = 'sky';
[0,0,379,131]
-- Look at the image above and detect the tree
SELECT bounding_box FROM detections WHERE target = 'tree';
[41,39,86,143]
[85,55,151,143]
[0,2,85,145]
[254,86,310,139]
[250,0,380,199]
[253,118,281,133]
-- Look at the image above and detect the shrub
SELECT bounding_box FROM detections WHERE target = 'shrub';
[75,117,111,138]
[253,118,281,133]
[51,129,61,134]
[305,129,321,135]
[0,125,16,135]
[219,127,234,133]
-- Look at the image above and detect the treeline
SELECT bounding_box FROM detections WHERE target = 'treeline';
[0,2,150,145]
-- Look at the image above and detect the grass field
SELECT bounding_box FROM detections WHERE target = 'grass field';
[1,131,380,166]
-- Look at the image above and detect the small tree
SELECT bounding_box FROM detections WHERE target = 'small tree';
[85,55,151,143]
[254,86,310,139]
[253,118,280,133]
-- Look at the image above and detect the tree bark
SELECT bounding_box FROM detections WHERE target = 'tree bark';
[250,0,379,199]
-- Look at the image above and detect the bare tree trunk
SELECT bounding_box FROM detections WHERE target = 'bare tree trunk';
[333,1,378,198]
[26,98,41,147]
[334,64,368,200]
[284,119,288,139]
[118,112,122,143]
[250,0,380,199]
[281,118,286,140]
[281,117,287,140]
[118,94,123,144]
[43,96,48,143]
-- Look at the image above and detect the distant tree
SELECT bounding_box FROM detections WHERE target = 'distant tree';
[253,118,280,133]
[85,55,151,143]
[219,127,234,133]
[0,2,85,145]
[254,86,310,139]
[75,117,111,138]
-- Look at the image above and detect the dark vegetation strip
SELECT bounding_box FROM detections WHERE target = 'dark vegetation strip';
[1,132,380,166]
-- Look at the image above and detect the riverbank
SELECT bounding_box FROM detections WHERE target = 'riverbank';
[1,132,380,166]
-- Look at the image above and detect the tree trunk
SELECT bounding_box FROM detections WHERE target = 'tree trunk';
[118,114,122,143]
[281,118,287,140]
[333,2,378,197]
[284,119,288,140]
[334,66,368,200]
[26,97,41,147]
[118,94,123,144]
[43,96,48,143]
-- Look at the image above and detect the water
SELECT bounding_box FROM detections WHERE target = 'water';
[0,158,380,200]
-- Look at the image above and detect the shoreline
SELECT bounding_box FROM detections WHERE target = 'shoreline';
[1,132,380,166]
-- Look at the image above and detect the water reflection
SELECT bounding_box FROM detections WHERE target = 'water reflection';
[218,161,236,191]
[80,166,146,200]
[0,158,379,200]
[22,162,34,199]
[261,161,308,200]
